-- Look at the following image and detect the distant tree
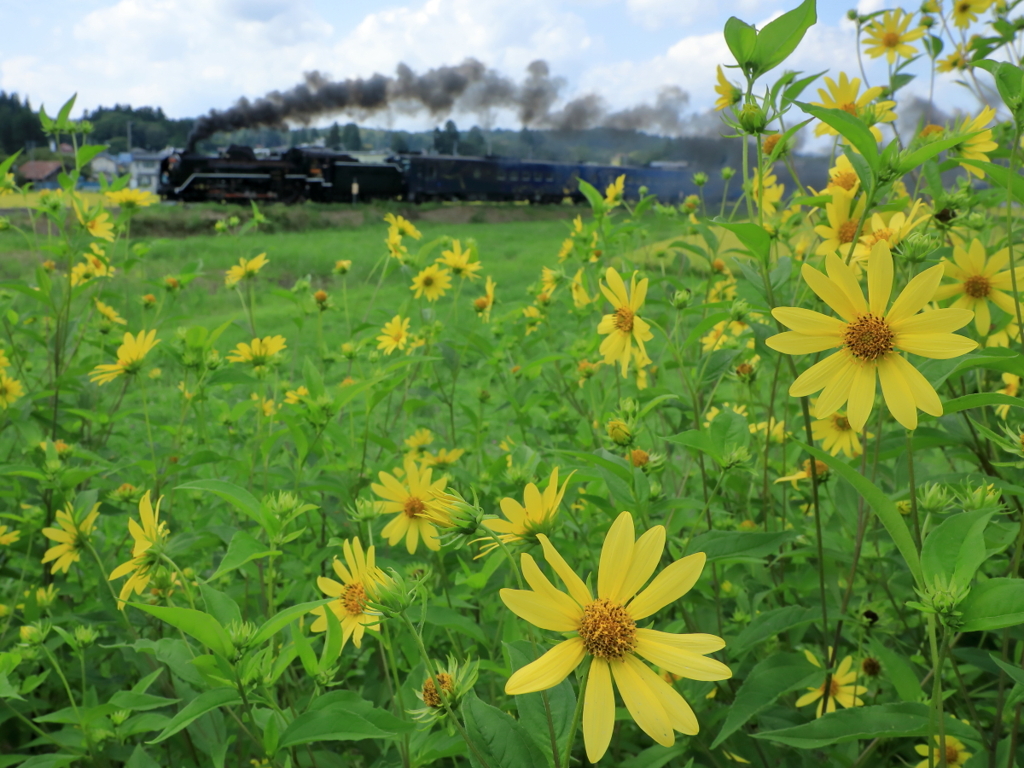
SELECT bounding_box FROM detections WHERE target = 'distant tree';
[0,92,47,157]
[327,122,341,150]
[341,123,362,151]
[461,126,486,156]
[390,131,410,153]
[433,120,460,154]
[519,127,543,159]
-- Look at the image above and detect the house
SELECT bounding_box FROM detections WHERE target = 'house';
[124,151,165,191]
[17,160,64,188]
[88,153,120,183]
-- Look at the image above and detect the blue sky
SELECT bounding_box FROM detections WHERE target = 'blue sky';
[0,0,985,133]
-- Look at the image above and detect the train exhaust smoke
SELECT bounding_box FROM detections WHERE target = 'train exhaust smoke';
[186,59,692,149]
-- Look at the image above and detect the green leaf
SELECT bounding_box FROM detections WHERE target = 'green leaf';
[577,179,604,213]
[210,530,280,580]
[149,687,241,744]
[921,509,994,590]
[251,600,331,647]
[712,653,818,748]
[664,430,722,467]
[131,604,234,658]
[277,707,402,749]
[796,102,879,172]
[724,17,758,68]
[897,133,979,175]
[990,654,1024,687]
[199,583,242,629]
[942,393,1024,417]
[713,220,771,262]
[426,605,489,645]
[750,0,817,77]
[506,642,576,766]
[689,530,797,562]
[175,479,263,525]
[959,160,1024,205]
[731,606,819,655]
[868,638,922,702]
[109,691,180,712]
[960,578,1024,632]
[463,693,548,768]
[754,703,976,748]
[795,440,922,586]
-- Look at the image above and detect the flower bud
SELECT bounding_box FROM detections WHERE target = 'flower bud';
[606,419,634,446]
[692,172,708,187]
[672,289,692,309]
[738,102,768,135]
[721,166,736,181]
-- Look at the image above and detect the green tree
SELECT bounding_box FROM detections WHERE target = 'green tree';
[341,123,362,151]
[461,126,486,156]
[327,122,341,150]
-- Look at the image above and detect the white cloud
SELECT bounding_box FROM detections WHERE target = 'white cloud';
[625,0,710,29]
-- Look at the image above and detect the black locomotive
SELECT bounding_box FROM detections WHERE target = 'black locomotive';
[158,145,716,205]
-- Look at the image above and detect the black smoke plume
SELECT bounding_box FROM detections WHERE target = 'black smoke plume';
[186,59,694,150]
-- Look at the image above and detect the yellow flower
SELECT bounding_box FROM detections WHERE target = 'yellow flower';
[862,10,926,62]
[334,259,352,275]
[996,373,1019,419]
[90,329,160,385]
[0,373,24,408]
[938,44,971,72]
[226,336,287,370]
[0,525,20,546]
[751,417,786,443]
[825,155,860,194]
[812,409,867,457]
[952,106,998,178]
[377,315,411,355]
[597,268,653,377]
[853,200,930,263]
[796,651,865,716]
[385,228,409,261]
[422,448,465,469]
[438,240,481,280]
[768,242,978,430]
[814,188,866,258]
[372,457,449,553]
[915,735,971,767]
[84,211,115,242]
[558,238,575,262]
[105,189,158,210]
[95,299,127,326]
[41,503,101,574]
[404,428,435,458]
[284,386,309,405]
[502,511,731,763]
[776,458,831,488]
[309,537,390,648]
[714,66,742,111]
[384,213,422,240]
[224,253,269,288]
[477,468,573,557]
[702,320,750,353]
[952,0,991,28]
[108,492,169,608]
[932,238,1024,334]
[523,305,544,335]
[473,277,496,322]
[569,269,593,308]
[604,174,626,207]
[811,73,886,137]
[751,170,784,216]
[71,247,116,287]
[411,264,452,302]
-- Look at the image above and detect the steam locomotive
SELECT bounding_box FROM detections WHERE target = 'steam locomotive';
[158,145,717,205]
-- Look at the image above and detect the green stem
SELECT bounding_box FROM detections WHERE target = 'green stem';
[907,430,922,551]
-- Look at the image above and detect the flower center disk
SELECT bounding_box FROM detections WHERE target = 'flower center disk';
[614,307,635,333]
[882,31,901,47]
[964,274,991,298]
[838,219,860,244]
[844,314,894,361]
[404,497,426,518]
[342,582,367,615]
[578,598,637,660]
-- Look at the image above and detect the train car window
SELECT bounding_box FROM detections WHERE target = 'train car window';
[509,171,518,181]
[534,171,542,182]
[546,172,554,182]
[497,169,506,180]
[473,167,481,179]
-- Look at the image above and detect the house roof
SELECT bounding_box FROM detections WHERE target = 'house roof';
[18,161,64,181]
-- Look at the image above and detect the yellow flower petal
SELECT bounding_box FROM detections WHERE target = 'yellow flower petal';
[599,511,635,601]
[628,552,705,621]
[772,307,846,336]
[616,525,665,605]
[891,308,974,335]
[867,241,893,316]
[505,637,586,694]
[878,356,918,430]
[538,534,593,607]
[624,653,700,735]
[521,553,586,620]
[634,636,732,681]
[500,588,581,632]
[801,263,859,321]
[887,264,945,324]
[790,350,850,399]
[897,333,978,359]
[767,331,844,355]
[611,656,674,747]
[846,362,877,432]
[635,628,725,654]
[584,659,615,763]
[891,354,943,416]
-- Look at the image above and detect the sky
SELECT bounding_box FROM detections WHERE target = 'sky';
[0,0,989,134]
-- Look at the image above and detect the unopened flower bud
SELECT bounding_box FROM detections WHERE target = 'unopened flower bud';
[606,419,634,446]
[738,102,768,135]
